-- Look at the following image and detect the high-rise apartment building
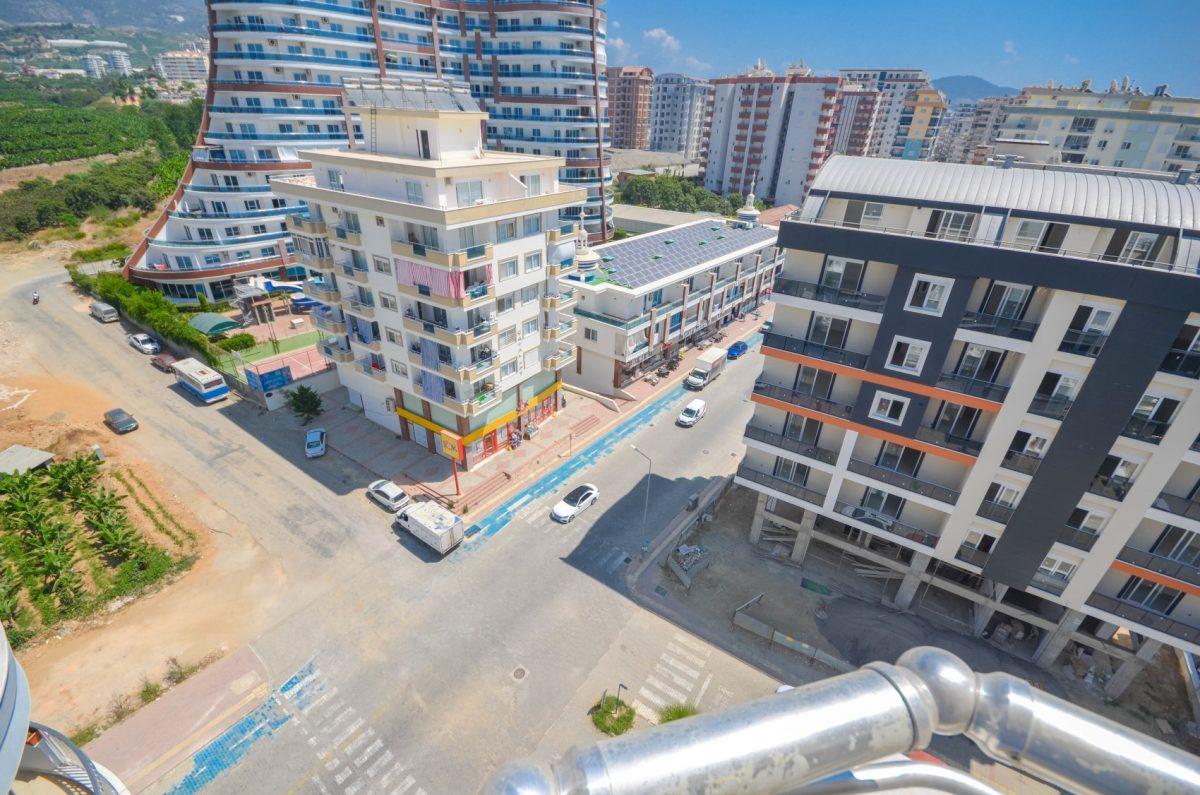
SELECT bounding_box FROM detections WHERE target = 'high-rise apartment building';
[272,79,586,470]
[890,87,946,160]
[965,96,1013,164]
[153,50,209,83]
[649,73,713,161]
[830,85,881,157]
[994,81,1200,172]
[126,0,610,302]
[838,69,931,158]
[606,66,652,149]
[933,100,977,162]
[704,63,839,205]
[739,154,1200,696]
[82,53,107,79]
[103,49,134,77]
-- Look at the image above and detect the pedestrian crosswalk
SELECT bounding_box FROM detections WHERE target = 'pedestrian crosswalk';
[570,534,631,576]
[631,632,714,725]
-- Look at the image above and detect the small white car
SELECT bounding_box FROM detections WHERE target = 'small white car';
[304,428,327,458]
[127,333,161,354]
[367,479,412,512]
[551,483,598,523]
[677,399,707,427]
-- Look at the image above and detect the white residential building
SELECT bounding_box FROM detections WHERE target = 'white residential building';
[273,79,586,471]
[567,200,779,395]
[81,53,107,79]
[153,50,209,83]
[126,0,611,302]
[838,69,931,159]
[740,154,1200,697]
[104,49,134,77]
[649,73,713,161]
[995,81,1200,172]
[934,101,977,162]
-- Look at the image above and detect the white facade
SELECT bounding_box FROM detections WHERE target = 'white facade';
[741,154,1200,696]
[649,73,712,161]
[81,53,107,79]
[995,84,1200,172]
[128,0,611,301]
[104,50,134,77]
[933,101,977,162]
[154,50,209,83]
[273,79,586,471]
[837,69,930,158]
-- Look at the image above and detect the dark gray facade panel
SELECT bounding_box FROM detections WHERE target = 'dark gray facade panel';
[850,383,932,439]
[982,304,1189,589]
[864,267,974,386]
[778,223,1200,312]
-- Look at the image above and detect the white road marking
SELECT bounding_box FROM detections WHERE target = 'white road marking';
[364,750,395,778]
[653,663,697,692]
[328,718,366,754]
[333,766,354,785]
[672,633,712,655]
[631,699,660,725]
[665,643,708,668]
[379,762,406,789]
[645,675,688,703]
[344,777,364,795]
[344,728,375,757]
[303,688,338,715]
[321,708,355,735]
[658,653,700,680]
[695,673,714,706]
[354,738,384,768]
[391,774,417,794]
[637,687,665,707]
[596,547,623,570]
[605,549,628,573]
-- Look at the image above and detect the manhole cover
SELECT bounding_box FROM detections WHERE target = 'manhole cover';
[701,449,710,455]
[623,556,632,565]
[512,666,527,681]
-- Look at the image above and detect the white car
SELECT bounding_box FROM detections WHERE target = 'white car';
[677,399,707,427]
[127,333,161,354]
[304,428,327,458]
[367,479,412,512]
[551,483,598,523]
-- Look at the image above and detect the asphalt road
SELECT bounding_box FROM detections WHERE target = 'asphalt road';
[7,268,771,794]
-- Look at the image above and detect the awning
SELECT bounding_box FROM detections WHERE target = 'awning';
[188,313,241,336]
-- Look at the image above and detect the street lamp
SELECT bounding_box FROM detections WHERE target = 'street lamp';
[631,445,652,540]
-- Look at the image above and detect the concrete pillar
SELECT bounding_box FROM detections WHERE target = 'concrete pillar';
[790,511,816,564]
[1104,639,1163,699]
[1033,609,1085,669]
[1093,621,1120,641]
[972,584,1008,636]
[892,552,930,611]
[748,492,767,544]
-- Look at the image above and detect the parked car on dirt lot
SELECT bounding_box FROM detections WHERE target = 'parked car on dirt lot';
[103,408,138,434]
[367,479,412,512]
[304,428,327,458]
[127,333,161,354]
[150,353,177,372]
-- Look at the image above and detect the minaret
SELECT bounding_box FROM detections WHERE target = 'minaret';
[737,178,761,227]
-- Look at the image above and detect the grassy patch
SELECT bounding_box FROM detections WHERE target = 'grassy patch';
[590,696,635,736]
[70,241,131,263]
[121,470,196,544]
[139,679,163,704]
[70,723,100,747]
[657,703,699,723]
[166,656,202,686]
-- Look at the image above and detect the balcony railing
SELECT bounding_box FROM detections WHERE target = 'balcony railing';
[1160,347,1200,378]
[955,544,991,568]
[976,499,1016,525]
[1121,416,1171,444]
[1117,546,1200,589]
[913,425,983,457]
[743,424,838,466]
[937,372,1009,402]
[1153,490,1200,522]
[1031,570,1070,596]
[1088,472,1133,501]
[1059,329,1108,358]
[761,332,869,369]
[1029,394,1073,420]
[771,278,886,312]
[832,500,940,547]
[846,458,961,503]
[735,465,826,508]
[1086,592,1200,644]
[1000,448,1043,476]
[752,382,855,421]
[1058,524,1100,552]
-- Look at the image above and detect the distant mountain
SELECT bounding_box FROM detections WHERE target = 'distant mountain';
[933,75,1019,103]
[0,0,204,31]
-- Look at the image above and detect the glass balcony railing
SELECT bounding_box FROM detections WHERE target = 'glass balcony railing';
[936,372,1010,402]
[1058,524,1100,552]
[846,458,961,503]
[1031,570,1070,596]
[742,424,838,466]
[761,332,869,370]
[1116,546,1200,588]
[735,465,826,508]
[913,425,983,457]
[1153,490,1200,522]
[1160,347,1200,378]
[958,311,1039,341]
[1086,593,1200,644]
[1121,416,1172,444]
[1088,472,1133,501]
[976,499,1016,525]
[751,382,855,421]
[771,278,886,312]
[1058,329,1108,358]
[831,500,940,547]
[1000,448,1043,476]
[1029,394,1073,420]
[955,544,991,568]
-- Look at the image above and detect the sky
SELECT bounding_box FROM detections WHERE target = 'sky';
[604,0,1200,96]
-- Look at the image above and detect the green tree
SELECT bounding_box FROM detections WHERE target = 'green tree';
[286,386,325,425]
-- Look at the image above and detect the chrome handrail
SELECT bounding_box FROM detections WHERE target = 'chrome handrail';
[486,647,1200,794]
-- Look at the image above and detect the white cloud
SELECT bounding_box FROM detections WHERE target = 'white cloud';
[1063,53,1080,64]
[610,19,620,29]
[684,56,712,73]
[1001,40,1021,64]
[643,27,681,54]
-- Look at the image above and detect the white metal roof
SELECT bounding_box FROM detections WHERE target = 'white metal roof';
[811,156,1200,231]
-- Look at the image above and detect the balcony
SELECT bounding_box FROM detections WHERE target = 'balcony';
[332,227,362,246]
[300,253,336,273]
[546,222,579,244]
[936,372,1009,402]
[1088,472,1133,502]
[976,499,1015,525]
[831,500,940,547]
[771,278,886,313]
[751,382,855,422]
[340,263,370,284]
[351,333,381,352]
[543,347,576,370]
[289,213,326,235]
[846,458,961,503]
[1086,592,1200,644]
[547,257,577,277]
[319,342,353,363]
[761,332,869,369]
[1058,524,1100,552]
[1000,448,1043,476]
[1117,546,1200,589]
[313,309,346,334]
[1153,491,1200,522]
[355,357,386,381]
[543,318,575,341]
[541,288,578,311]
[1028,394,1073,421]
[392,239,494,270]
[735,465,826,508]
[1030,570,1070,596]
[913,425,983,457]
[956,544,991,568]
[743,424,838,466]
[304,279,340,303]
[1160,348,1200,378]
[1058,329,1108,358]
[1121,416,1171,444]
[344,296,375,319]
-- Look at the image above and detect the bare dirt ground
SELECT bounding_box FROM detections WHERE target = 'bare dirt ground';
[0,153,122,193]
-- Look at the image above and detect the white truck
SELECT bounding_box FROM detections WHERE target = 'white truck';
[685,347,727,390]
[394,501,465,555]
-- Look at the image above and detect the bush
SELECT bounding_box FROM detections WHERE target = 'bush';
[71,241,130,263]
[216,333,257,352]
[286,385,324,424]
[590,696,635,736]
[658,703,699,723]
[139,679,163,704]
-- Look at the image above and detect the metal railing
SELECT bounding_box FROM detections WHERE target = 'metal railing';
[1121,415,1171,444]
[1028,393,1073,420]
[751,382,855,421]
[1058,328,1108,358]
[912,425,983,457]
[1058,524,1100,552]
[976,499,1015,525]
[957,310,1039,341]
[487,647,1200,795]
[1154,490,1200,521]
[955,543,990,568]
[1117,546,1200,588]
[761,332,869,369]
[742,425,838,466]
[1088,472,1133,501]
[1000,448,1042,476]
[771,278,886,312]
[22,722,118,795]
[1087,592,1200,644]
[846,458,961,504]
[735,465,826,508]
[936,372,1009,402]
[832,500,940,547]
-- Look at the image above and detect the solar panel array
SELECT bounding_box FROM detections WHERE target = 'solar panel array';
[591,220,778,290]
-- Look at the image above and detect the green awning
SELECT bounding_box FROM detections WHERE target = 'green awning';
[188,313,241,336]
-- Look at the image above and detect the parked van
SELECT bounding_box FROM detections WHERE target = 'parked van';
[685,348,727,389]
[395,501,465,555]
[90,302,119,323]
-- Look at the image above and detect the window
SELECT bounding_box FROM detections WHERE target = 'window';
[384,327,403,345]
[498,326,518,346]
[906,275,952,315]
[1011,219,1047,250]
[379,292,398,311]
[522,214,542,236]
[584,327,598,342]
[390,360,408,377]
[455,180,484,206]
[870,392,909,425]
[1067,507,1106,534]
[1037,556,1076,583]
[861,202,884,228]
[984,482,1021,508]
[501,359,519,378]
[496,293,515,313]
[927,210,975,241]
[886,337,929,375]
[520,173,541,196]
[499,257,519,279]
[523,318,538,336]
[525,252,543,271]
[405,180,424,205]
[1119,231,1160,265]
[1118,577,1183,614]
[497,219,518,242]
[372,255,392,275]
[520,285,539,304]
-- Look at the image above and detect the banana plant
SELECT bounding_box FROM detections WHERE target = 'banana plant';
[76,487,126,518]
[0,565,22,624]
[92,515,143,560]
